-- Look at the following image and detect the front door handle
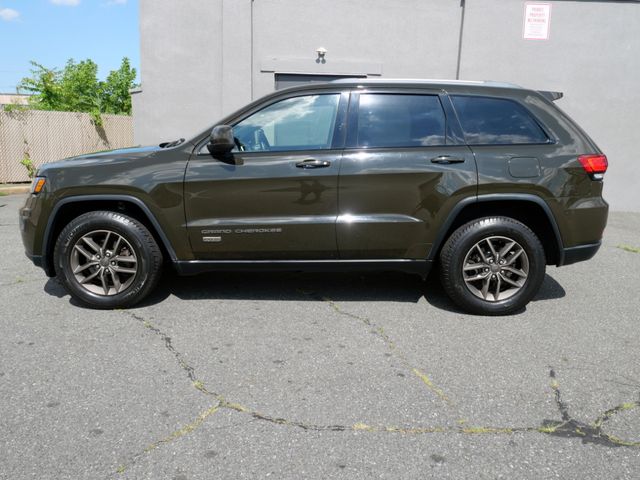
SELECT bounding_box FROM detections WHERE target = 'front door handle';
[296,158,331,169]
[430,155,465,164]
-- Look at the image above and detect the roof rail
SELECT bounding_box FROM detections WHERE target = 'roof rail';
[330,78,523,89]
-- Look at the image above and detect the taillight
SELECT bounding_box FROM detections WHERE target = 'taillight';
[578,154,608,180]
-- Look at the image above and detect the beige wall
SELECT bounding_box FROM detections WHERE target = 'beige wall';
[0,94,30,106]
[0,110,133,183]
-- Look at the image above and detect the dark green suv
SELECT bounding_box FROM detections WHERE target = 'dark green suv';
[19,79,608,315]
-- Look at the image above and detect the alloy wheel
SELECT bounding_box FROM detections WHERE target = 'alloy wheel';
[462,235,529,302]
[69,229,138,296]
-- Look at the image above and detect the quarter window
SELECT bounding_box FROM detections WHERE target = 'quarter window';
[451,96,549,145]
[233,94,340,152]
[356,94,446,148]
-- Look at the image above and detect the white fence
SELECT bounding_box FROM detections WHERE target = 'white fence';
[0,110,133,183]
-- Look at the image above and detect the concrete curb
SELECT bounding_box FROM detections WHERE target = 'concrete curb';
[0,185,30,195]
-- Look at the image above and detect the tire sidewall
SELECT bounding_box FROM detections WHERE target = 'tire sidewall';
[54,212,157,309]
[443,218,546,315]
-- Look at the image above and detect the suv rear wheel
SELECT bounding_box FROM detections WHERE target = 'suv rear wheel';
[439,216,545,315]
[53,211,163,309]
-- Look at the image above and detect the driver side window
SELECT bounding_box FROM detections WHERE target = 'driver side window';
[233,94,340,152]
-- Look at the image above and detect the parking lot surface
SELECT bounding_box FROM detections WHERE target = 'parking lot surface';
[1,193,639,479]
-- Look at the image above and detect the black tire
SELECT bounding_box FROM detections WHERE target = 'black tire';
[439,216,545,316]
[53,211,163,309]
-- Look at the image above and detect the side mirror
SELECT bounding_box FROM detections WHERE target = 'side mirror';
[207,125,235,155]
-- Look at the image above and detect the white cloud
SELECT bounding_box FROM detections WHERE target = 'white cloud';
[50,0,81,6]
[0,7,19,21]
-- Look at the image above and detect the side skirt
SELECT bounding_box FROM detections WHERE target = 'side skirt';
[173,259,433,278]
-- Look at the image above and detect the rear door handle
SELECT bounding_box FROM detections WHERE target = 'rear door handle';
[296,158,331,169]
[430,155,465,164]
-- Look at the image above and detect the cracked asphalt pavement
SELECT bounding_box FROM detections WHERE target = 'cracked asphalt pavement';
[1,193,639,479]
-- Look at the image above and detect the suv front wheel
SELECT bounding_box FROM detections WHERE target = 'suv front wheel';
[439,216,546,315]
[53,211,163,309]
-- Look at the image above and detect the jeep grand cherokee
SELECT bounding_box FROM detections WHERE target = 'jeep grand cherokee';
[19,79,608,315]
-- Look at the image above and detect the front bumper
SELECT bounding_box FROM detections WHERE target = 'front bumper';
[20,194,55,276]
[24,251,44,268]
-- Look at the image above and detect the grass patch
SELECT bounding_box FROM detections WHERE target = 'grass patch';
[461,426,513,434]
[616,244,640,254]
[619,402,637,411]
[538,425,558,434]
[353,423,374,431]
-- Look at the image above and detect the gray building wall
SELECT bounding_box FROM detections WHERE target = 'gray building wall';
[133,0,225,145]
[133,0,640,211]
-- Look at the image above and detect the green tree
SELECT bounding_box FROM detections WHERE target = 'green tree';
[102,57,137,115]
[18,61,62,110]
[59,59,102,113]
[18,57,137,116]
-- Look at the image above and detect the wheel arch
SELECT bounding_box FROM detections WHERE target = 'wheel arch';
[429,194,564,266]
[42,195,178,276]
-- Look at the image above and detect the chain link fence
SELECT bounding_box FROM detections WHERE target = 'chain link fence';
[0,110,134,183]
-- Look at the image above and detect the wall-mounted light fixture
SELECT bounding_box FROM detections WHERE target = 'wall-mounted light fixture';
[316,47,327,64]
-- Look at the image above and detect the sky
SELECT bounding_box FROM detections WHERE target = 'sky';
[0,0,139,93]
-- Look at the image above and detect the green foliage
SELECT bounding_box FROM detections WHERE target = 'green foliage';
[3,102,28,113]
[59,59,101,113]
[18,57,137,116]
[102,57,137,115]
[18,61,62,110]
[20,155,36,179]
[90,109,104,128]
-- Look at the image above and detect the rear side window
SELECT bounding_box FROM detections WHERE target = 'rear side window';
[451,96,549,145]
[356,94,446,148]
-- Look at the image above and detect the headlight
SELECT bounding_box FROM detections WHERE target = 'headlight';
[30,176,46,194]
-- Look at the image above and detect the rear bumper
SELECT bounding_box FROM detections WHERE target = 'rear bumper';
[559,241,601,266]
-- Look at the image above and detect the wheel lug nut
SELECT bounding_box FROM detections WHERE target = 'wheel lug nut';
[111,261,116,266]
